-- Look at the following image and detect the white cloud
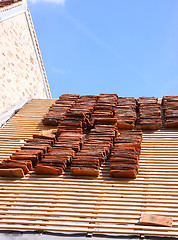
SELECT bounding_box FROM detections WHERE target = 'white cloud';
[51,66,68,75]
[28,0,65,4]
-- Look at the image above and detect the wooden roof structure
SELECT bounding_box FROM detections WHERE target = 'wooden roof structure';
[0,99,178,237]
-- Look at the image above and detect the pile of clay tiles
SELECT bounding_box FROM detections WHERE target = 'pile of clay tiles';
[136,97,161,130]
[110,130,142,178]
[0,131,55,178]
[57,95,97,134]
[36,95,97,175]
[42,94,79,126]
[35,132,72,176]
[71,94,118,176]
[0,0,21,7]
[162,96,178,128]
[42,95,178,130]
[115,97,136,129]
[2,94,178,179]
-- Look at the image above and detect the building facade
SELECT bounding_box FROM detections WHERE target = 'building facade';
[0,0,51,114]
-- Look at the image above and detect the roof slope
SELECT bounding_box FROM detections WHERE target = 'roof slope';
[0,99,178,237]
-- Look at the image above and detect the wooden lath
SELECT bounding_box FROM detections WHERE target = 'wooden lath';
[0,99,56,161]
[0,99,56,140]
[0,99,178,237]
[0,142,24,160]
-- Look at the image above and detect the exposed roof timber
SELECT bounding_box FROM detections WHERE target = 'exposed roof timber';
[0,98,30,129]
[0,99,178,237]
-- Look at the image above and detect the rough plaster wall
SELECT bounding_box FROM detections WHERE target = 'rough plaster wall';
[0,13,48,114]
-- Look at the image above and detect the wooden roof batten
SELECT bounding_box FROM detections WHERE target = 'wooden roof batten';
[0,99,178,237]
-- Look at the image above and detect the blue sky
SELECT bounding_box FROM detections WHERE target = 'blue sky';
[27,0,178,98]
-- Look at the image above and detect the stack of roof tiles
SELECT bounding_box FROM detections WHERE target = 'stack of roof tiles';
[3,94,178,179]
[115,97,137,129]
[33,133,69,175]
[0,131,55,178]
[0,160,31,178]
[0,0,21,7]
[42,94,79,126]
[36,131,84,175]
[110,130,143,178]
[136,97,161,130]
[90,94,117,124]
[162,96,178,128]
[57,95,97,134]
[36,95,97,175]
[71,94,118,177]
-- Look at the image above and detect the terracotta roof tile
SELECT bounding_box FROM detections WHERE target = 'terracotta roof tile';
[0,0,21,9]
[0,0,22,12]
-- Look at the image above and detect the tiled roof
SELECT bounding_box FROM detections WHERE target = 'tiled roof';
[0,97,178,236]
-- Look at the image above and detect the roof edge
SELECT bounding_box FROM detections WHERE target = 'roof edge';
[25,7,52,98]
[0,0,52,99]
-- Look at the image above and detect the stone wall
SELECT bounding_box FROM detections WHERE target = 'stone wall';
[0,13,49,114]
